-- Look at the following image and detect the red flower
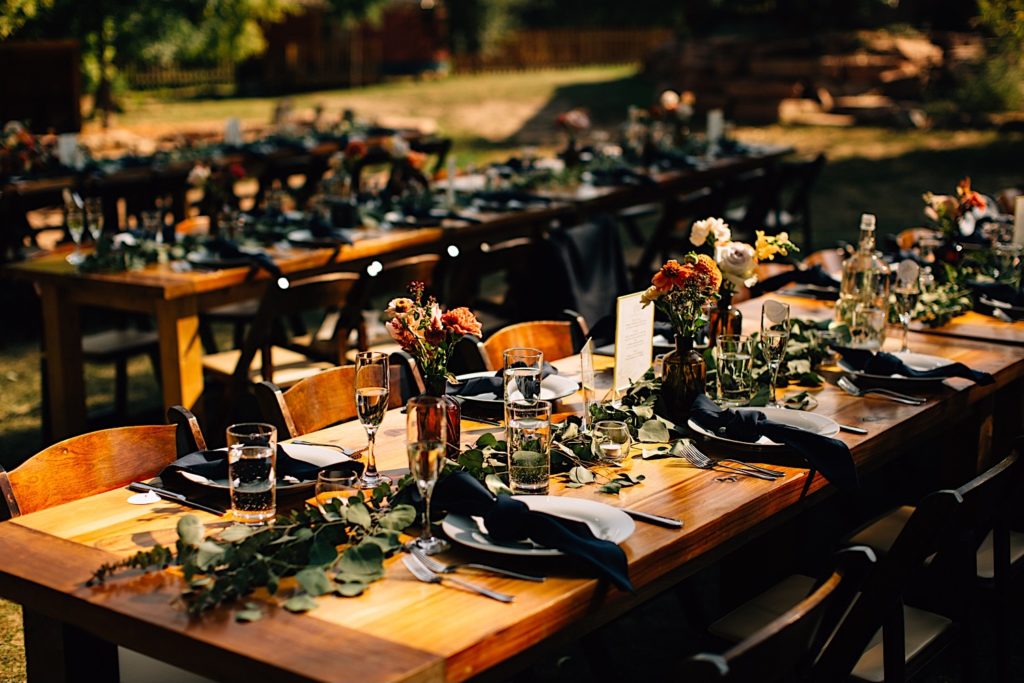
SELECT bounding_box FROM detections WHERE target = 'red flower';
[652,260,690,292]
[228,163,246,180]
[957,177,986,212]
[345,139,368,159]
[441,307,482,337]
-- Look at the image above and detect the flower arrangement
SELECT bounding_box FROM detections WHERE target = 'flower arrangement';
[343,138,368,174]
[555,108,591,134]
[687,216,798,293]
[653,90,695,123]
[188,161,245,213]
[385,282,482,391]
[923,177,987,238]
[641,255,722,338]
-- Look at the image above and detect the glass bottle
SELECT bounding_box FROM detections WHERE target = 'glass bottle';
[836,213,890,350]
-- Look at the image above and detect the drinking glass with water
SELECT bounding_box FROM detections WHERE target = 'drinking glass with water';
[503,348,544,406]
[226,423,277,525]
[715,335,754,407]
[506,399,551,494]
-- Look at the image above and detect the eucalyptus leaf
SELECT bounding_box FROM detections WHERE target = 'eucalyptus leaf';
[283,594,318,613]
[476,433,498,449]
[295,567,334,596]
[177,516,203,547]
[568,466,596,484]
[196,540,225,570]
[337,541,385,580]
[335,582,368,597]
[218,525,255,543]
[484,474,513,497]
[360,531,402,554]
[345,500,373,529]
[235,603,263,623]
[637,419,670,443]
[378,504,417,531]
[308,536,339,566]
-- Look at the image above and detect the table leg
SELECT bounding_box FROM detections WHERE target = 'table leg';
[155,298,204,418]
[39,285,86,440]
[23,608,118,682]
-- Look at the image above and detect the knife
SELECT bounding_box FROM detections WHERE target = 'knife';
[128,482,225,516]
[838,424,868,435]
[621,508,684,529]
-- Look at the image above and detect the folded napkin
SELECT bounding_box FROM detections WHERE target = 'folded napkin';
[433,472,633,592]
[748,266,840,299]
[969,282,1024,320]
[204,237,284,280]
[835,347,994,386]
[160,443,356,489]
[446,363,559,398]
[689,394,858,492]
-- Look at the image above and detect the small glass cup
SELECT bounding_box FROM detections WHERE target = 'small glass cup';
[591,420,632,464]
[141,210,163,242]
[226,423,277,525]
[315,469,359,515]
[84,197,104,243]
[506,399,551,495]
[715,335,755,407]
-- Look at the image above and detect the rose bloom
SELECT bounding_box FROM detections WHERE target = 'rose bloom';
[385,297,415,319]
[690,217,731,247]
[386,318,417,350]
[716,242,758,289]
[660,90,680,111]
[923,193,958,222]
[423,305,446,346]
[441,307,482,337]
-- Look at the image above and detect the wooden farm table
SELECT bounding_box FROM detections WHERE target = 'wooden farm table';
[1,328,1023,683]
[3,148,792,441]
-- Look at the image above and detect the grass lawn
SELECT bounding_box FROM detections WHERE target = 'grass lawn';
[0,65,1022,680]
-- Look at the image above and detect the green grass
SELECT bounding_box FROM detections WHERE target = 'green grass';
[3,66,1023,679]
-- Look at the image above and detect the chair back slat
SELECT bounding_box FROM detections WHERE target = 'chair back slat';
[256,364,404,439]
[681,546,876,682]
[6,425,179,516]
[479,320,575,371]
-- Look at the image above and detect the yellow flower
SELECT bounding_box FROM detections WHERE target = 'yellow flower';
[755,230,789,262]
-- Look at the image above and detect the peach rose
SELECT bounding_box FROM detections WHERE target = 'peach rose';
[441,307,482,337]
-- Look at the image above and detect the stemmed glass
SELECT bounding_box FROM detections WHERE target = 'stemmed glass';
[85,198,104,245]
[760,300,791,407]
[354,351,391,489]
[893,260,921,353]
[65,200,85,265]
[406,395,449,554]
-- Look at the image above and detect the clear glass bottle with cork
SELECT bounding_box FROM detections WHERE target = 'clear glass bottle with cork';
[836,213,890,349]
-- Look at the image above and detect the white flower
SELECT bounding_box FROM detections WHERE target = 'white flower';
[690,217,731,247]
[660,90,680,111]
[187,164,211,187]
[716,242,758,289]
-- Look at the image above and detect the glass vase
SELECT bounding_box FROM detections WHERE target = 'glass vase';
[707,290,743,347]
[424,377,461,459]
[659,336,706,424]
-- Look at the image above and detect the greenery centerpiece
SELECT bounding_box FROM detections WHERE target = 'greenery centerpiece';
[385,283,482,457]
[640,254,722,422]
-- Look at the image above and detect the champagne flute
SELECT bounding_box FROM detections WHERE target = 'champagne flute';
[85,197,104,244]
[65,203,85,265]
[355,351,391,489]
[894,259,921,353]
[406,396,448,554]
[760,300,791,407]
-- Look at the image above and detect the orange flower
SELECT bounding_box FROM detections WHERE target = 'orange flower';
[693,253,723,291]
[441,307,482,337]
[652,259,689,292]
[957,177,986,212]
[406,151,428,170]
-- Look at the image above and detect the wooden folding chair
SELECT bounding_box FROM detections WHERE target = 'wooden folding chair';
[476,320,579,371]
[681,546,876,682]
[255,363,406,440]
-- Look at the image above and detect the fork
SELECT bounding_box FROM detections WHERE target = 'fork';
[402,554,515,602]
[409,546,545,582]
[677,442,784,481]
[836,377,926,405]
[290,440,365,456]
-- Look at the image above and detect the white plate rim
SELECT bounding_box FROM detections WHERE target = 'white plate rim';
[441,495,634,557]
[687,406,840,449]
[452,371,579,404]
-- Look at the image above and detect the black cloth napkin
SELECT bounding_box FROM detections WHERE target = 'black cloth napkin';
[160,447,360,490]
[204,237,284,280]
[307,212,354,243]
[748,265,840,299]
[689,394,858,492]
[447,363,559,398]
[433,472,633,592]
[835,347,994,385]
[969,281,1024,320]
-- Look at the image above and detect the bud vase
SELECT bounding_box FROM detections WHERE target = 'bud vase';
[707,290,743,346]
[659,336,706,424]
[424,378,461,458]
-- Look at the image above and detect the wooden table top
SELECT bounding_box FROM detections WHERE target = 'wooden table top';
[2,329,1023,683]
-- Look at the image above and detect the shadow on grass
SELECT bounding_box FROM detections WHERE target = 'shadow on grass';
[810,135,1024,248]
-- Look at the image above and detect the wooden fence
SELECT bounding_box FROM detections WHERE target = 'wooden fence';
[124,64,235,90]
[453,28,674,72]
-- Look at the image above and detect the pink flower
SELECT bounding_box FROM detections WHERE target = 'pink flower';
[441,307,482,337]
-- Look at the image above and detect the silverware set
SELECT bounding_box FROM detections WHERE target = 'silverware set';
[836,376,926,405]
[402,553,516,603]
[408,546,545,582]
[676,440,786,481]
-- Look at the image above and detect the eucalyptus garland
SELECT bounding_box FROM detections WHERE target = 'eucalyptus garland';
[90,492,416,620]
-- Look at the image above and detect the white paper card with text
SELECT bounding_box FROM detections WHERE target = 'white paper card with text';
[613,292,655,393]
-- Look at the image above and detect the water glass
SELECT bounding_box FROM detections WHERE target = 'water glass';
[141,210,163,242]
[993,243,1022,283]
[406,395,448,554]
[760,300,791,407]
[315,469,359,514]
[715,335,755,407]
[226,423,277,525]
[503,348,544,405]
[590,420,632,464]
[355,351,391,489]
[506,400,551,494]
